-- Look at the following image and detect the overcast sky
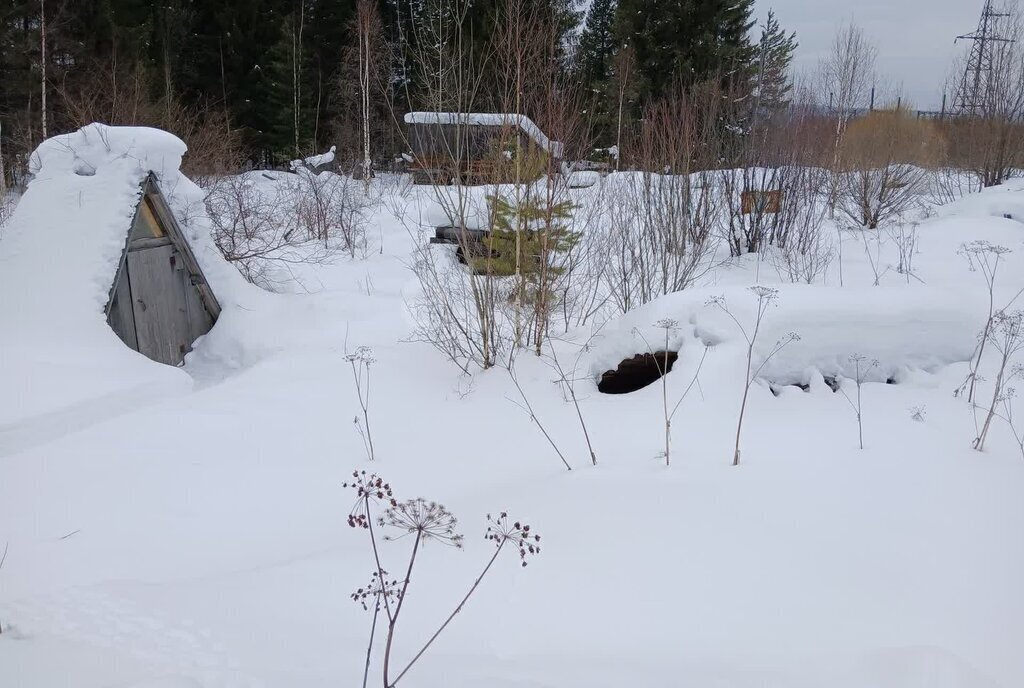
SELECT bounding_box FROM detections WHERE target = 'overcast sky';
[756,0,987,109]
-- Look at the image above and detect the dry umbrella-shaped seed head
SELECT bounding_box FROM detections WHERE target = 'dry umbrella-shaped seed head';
[486,512,542,567]
[381,498,464,547]
[351,570,403,611]
[749,285,780,302]
[343,471,397,528]
[345,346,376,365]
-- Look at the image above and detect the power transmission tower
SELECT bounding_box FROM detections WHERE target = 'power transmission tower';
[953,0,1014,115]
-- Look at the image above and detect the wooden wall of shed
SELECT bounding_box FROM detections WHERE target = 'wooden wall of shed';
[408,123,536,161]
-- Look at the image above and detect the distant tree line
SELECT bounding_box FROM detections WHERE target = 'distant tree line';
[0,0,797,178]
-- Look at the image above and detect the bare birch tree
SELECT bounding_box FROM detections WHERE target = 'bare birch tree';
[818,22,877,213]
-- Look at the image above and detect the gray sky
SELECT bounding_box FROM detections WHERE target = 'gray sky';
[758,0,986,109]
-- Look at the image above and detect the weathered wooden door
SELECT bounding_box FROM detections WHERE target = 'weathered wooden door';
[127,243,193,365]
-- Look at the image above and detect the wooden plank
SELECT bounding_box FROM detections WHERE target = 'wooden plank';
[142,175,222,320]
[128,244,191,365]
[128,236,172,250]
[181,264,215,344]
[106,262,138,351]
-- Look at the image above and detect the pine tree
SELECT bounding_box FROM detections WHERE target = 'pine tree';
[752,10,797,121]
[615,0,756,103]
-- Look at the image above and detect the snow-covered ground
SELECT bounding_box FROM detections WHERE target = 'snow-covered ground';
[2,129,1024,688]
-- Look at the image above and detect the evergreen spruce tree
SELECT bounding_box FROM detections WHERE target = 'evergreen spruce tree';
[615,0,756,103]
[575,0,618,144]
[752,10,797,121]
[576,0,616,92]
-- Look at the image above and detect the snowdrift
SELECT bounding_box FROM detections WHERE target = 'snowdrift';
[0,124,250,428]
[588,285,986,386]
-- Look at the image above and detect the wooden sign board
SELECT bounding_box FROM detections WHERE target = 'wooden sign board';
[741,190,782,215]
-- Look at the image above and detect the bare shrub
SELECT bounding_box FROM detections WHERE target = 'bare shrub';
[207,174,330,290]
[888,221,921,284]
[601,87,722,313]
[771,166,834,284]
[0,190,14,237]
[837,109,943,230]
[604,170,718,313]
[294,169,373,257]
[818,22,878,212]
[407,239,507,373]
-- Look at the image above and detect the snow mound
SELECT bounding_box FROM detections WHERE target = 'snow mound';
[0,124,250,428]
[589,285,986,385]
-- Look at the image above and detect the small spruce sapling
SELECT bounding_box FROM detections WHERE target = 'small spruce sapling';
[344,473,542,688]
[347,346,376,461]
[837,354,880,449]
[707,287,800,466]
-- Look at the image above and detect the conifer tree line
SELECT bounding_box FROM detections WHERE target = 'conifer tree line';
[0,0,797,178]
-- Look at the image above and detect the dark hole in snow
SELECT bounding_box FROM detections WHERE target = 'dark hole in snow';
[598,351,678,394]
[770,381,810,396]
[886,376,897,385]
[823,375,840,392]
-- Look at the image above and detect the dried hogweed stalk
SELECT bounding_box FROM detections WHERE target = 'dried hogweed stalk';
[486,512,541,567]
[344,471,397,528]
[382,498,464,547]
[351,571,402,611]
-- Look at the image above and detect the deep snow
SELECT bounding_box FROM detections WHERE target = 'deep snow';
[1,130,1023,688]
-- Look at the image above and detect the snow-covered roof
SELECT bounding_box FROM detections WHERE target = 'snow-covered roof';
[0,124,250,427]
[404,112,564,158]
